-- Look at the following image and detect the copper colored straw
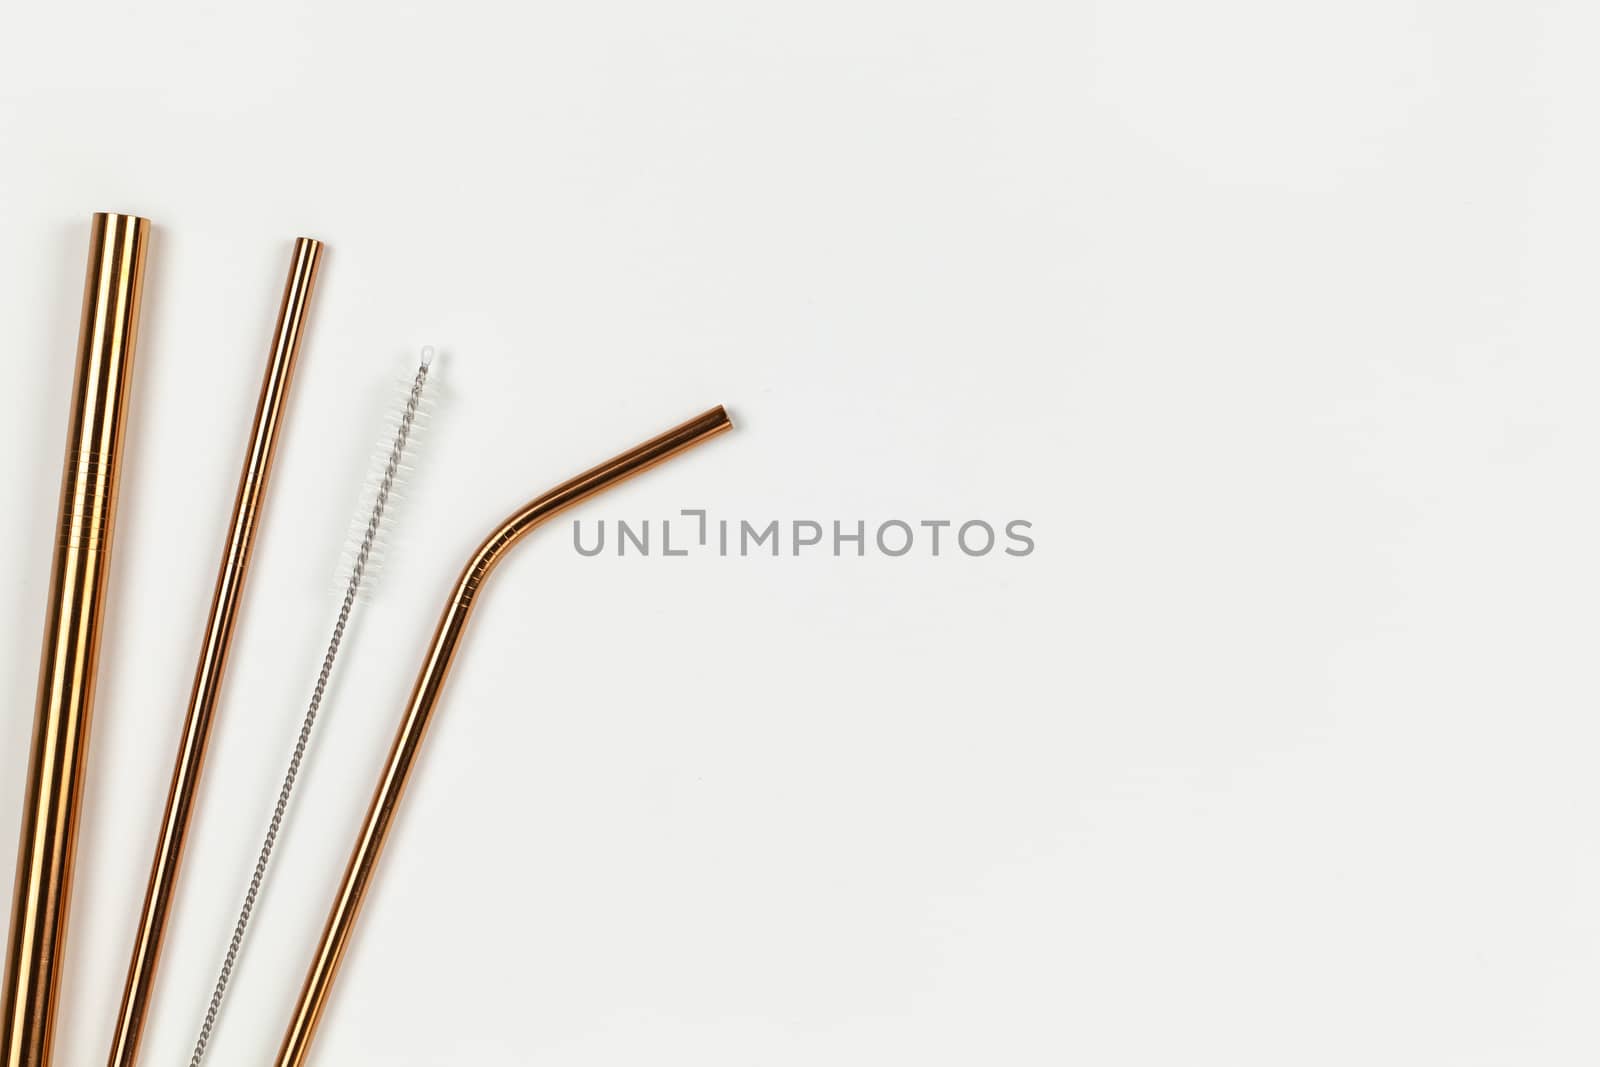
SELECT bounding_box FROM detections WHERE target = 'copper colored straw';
[2,213,151,1067]
[107,238,324,1067]
[273,405,733,1066]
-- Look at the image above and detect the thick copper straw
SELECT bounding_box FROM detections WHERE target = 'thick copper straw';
[108,239,323,1067]
[3,213,150,1067]
[273,405,733,1066]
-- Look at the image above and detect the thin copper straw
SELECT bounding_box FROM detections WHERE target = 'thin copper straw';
[108,239,324,1067]
[273,405,733,1067]
[3,212,150,1067]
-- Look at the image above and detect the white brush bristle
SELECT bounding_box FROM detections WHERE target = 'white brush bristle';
[335,352,440,602]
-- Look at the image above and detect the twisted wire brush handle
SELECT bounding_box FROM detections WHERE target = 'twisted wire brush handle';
[189,354,434,1066]
[274,405,733,1066]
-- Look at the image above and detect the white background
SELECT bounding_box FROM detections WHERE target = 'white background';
[0,1,1594,1064]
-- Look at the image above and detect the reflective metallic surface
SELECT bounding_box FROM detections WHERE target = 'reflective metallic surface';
[107,238,323,1067]
[2,213,151,1067]
[273,405,734,1067]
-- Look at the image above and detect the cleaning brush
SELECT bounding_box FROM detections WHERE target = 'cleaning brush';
[187,347,438,1066]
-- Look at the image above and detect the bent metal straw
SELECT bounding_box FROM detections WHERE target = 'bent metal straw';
[274,405,733,1067]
